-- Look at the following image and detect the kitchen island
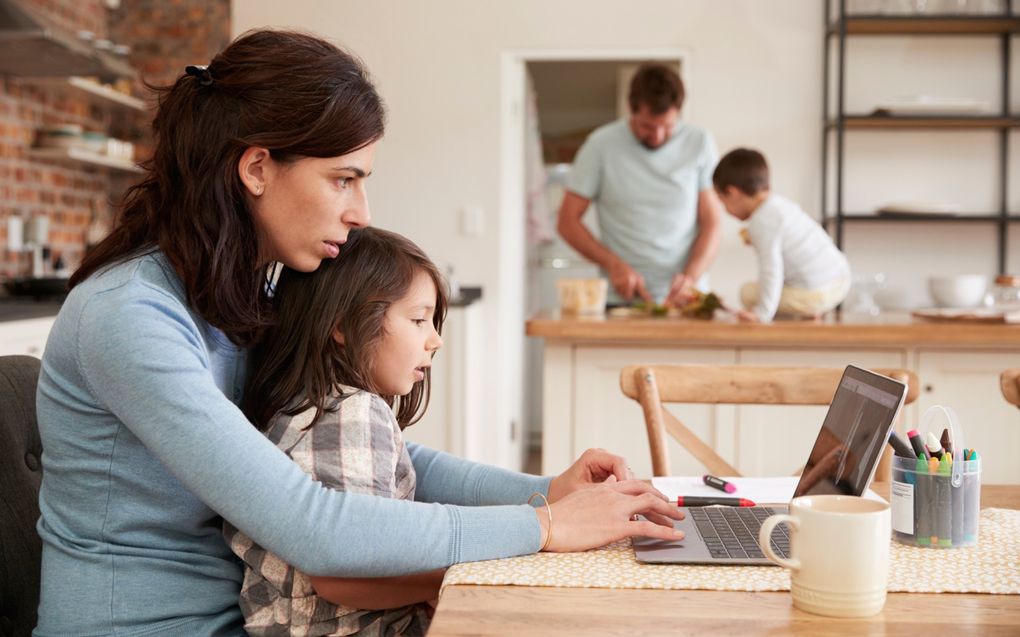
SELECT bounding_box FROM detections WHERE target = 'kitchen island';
[527,310,1020,482]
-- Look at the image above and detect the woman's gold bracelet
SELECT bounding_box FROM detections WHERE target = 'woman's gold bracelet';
[528,492,552,551]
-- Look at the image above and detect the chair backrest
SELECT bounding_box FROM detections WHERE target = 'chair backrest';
[0,355,43,637]
[620,364,920,478]
[1002,369,1020,408]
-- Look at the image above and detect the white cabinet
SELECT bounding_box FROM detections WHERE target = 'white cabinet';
[916,350,1020,484]
[735,348,907,477]
[403,302,486,462]
[551,345,909,478]
[567,346,736,478]
[539,339,1020,484]
[0,316,55,358]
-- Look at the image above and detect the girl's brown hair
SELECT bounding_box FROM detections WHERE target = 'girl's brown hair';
[69,29,386,346]
[243,227,449,431]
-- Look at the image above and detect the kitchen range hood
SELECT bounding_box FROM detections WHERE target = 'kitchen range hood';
[0,0,134,79]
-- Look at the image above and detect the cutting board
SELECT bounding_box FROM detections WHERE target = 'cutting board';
[912,307,1020,324]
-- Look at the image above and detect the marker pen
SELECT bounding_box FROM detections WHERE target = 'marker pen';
[677,496,756,507]
[888,431,916,459]
[907,429,931,461]
[926,431,945,460]
[702,474,737,493]
[940,427,953,457]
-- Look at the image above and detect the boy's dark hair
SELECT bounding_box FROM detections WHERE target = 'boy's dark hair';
[243,227,448,431]
[70,29,386,347]
[712,148,771,196]
[628,63,685,114]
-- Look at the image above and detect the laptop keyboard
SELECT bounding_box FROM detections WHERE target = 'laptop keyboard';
[690,506,790,560]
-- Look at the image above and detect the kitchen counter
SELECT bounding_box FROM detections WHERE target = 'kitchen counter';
[528,309,1020,483]
[526,310,1020,348]
[0,298,64,323]
[0,286,482,322]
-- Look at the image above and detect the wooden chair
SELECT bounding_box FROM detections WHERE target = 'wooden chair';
[620,364,920,478]
[1002,369,1020,408]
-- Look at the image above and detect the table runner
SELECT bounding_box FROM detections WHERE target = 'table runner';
[442,508,1019,595]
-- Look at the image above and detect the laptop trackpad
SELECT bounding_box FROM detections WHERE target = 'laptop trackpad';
[631,510,714,562]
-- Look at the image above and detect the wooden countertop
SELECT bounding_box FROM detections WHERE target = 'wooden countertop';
[526,310,1020,347]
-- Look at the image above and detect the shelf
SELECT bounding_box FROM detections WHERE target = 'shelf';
[27,147,143,173]
[23,77,146,112]
[0,31,135,80]
[827,115,1020,129]
[823,214,1010,224]
[827,15,1020,36]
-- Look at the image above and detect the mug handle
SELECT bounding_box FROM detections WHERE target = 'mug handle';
[758,514,801,571]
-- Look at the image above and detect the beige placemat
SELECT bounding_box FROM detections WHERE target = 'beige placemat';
[443,508,1020,595]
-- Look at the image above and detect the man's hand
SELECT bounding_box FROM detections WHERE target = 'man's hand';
[607,258,651,304]
[736,309,760,323]
[665,273,697,307]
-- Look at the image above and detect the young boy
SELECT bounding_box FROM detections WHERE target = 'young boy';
[713,148,850,323]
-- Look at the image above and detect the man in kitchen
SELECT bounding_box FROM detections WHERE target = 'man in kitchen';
[556,62,722,307]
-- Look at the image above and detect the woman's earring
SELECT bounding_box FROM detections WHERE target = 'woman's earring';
[255,185,264,196]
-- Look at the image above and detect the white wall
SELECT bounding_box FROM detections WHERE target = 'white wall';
[232,0,1016,467]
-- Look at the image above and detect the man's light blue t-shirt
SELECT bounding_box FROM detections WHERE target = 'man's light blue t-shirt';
[567,119,718,304]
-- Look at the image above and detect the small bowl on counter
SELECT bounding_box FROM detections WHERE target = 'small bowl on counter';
[928,275,987,308]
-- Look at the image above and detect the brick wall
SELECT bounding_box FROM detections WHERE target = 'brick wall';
[109,0,232,89]
[0,0,230,281]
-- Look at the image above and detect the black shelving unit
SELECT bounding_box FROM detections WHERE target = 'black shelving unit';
[822,0,1020,274]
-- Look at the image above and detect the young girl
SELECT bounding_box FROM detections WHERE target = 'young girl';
[225,227,446,636]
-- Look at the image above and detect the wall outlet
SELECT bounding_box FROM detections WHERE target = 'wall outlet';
[460,205,484,237]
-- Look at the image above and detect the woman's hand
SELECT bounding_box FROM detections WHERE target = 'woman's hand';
[547,448,635,503]
[536,479,685,552]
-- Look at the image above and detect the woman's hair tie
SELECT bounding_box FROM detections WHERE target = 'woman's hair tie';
[185,64,214,87]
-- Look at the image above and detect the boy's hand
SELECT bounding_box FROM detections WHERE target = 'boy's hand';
[736,310,760,323]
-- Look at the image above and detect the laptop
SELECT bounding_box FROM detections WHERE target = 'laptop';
[632,364,908,566]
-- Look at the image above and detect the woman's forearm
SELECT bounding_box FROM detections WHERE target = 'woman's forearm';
[308,569,446,610]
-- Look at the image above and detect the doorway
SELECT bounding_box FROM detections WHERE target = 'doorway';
[500,50,688,472]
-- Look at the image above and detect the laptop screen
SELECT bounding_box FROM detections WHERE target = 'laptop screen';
[793,365,907,498]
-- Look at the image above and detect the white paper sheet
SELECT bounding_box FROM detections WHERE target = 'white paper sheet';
[651,476,885,505]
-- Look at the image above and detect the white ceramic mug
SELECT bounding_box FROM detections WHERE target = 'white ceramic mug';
[758,495,891,618]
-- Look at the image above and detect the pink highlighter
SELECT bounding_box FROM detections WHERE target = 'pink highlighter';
[702,474,737,493]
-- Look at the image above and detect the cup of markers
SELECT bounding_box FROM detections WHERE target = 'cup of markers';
[889,407,981,549]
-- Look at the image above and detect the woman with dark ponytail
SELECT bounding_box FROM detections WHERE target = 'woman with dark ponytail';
[35,29,682,636]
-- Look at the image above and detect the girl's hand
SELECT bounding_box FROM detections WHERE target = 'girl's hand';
[547,448,635,503]
[536,480,685,552]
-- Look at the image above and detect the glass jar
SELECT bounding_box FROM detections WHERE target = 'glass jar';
[986,275,1020,308]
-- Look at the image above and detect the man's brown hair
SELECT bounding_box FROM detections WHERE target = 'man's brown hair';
[627,63,685,114]
[712,148,771,196]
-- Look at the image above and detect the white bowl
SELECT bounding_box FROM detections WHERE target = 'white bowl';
[928,275,988,308]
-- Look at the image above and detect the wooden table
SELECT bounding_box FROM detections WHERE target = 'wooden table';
[428,484,1020,636]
